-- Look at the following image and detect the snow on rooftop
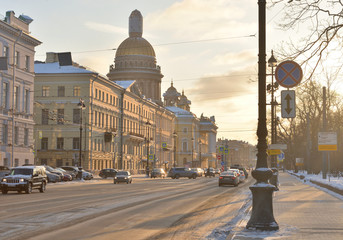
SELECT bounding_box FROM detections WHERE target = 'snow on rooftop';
[34,62,95,74]
[115,80,135,89]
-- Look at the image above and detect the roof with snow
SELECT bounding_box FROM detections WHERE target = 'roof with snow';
[115,80,135,89]
[166,106,195,118]
[34,62,95,74]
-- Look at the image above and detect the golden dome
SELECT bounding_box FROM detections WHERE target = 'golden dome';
[116,37,155,57]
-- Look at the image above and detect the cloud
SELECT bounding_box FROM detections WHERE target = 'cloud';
[212,49,256,67]
[145,0,256,40]
[84,21,127,35]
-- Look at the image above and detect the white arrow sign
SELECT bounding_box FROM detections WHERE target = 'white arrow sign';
[281,90,296,118]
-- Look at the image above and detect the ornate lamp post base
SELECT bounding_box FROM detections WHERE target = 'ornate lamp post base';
[246,168,279,230]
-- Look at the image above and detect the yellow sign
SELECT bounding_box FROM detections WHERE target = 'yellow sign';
[318,145,337,151]
[267,149,281,155]
[162,142,167,148]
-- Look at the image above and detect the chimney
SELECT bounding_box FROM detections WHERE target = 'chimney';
[46,52,59,63]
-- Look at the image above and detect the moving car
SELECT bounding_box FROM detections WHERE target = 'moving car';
[191,168,204,177]
[167,167,198,179]
[239,170,246,182]
[230,164,249,179]
[99,168,117,179]
[151,168,166,178]
[113,171,132,184]
[204,168,216,177]
[1,166,47,194]
[218,170,239,187]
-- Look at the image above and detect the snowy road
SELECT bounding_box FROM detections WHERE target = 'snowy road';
[0,176,253,240]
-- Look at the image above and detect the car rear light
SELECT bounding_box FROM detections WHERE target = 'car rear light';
[219,177,223,179]
[231,177,236,179]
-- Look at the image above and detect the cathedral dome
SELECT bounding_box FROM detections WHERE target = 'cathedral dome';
[116,37,156,57]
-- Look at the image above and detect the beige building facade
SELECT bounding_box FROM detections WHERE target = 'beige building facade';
[0,11,41,167]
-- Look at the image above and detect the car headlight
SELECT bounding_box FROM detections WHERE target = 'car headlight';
[20,179,24,182]
[2,179,6,182]
[114,177,117,179]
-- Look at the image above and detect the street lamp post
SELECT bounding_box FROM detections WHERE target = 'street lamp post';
[199,140,202,168]
[191,137,194,168]
[77,99,86,180]
[173,131,177,167]
[267,50,278,168]
[246,0,278,230]
[146,120,151,177]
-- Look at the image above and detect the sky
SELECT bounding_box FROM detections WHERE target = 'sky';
[1,0,290,145]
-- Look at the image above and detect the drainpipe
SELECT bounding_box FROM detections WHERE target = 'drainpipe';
[11,30,22,167]
[119,89,125,169]
[89,74,99,170]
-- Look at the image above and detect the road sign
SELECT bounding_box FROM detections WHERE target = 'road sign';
[217,155,221,160]
[269,144,287,150]
[162,142,167,148]
[318,132,337,151]
[275,60,303,88]
[267,149,281,155]
[219,146,224,153]
[221,161,224,166]
[281,90,296,118]
[224,147,229,155]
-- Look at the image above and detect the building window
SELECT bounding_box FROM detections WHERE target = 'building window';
[2,82,8,108]
[42,109,49,125]
[73,86,80,96]
[73,137,80,149]
[3,46,9,59]
[25,159,29,165]
[2,124,8,144]
[15,51,19,66]
[102,92,104,101]
[95,89,98,98]
[182,141,188,152]
[42,86,50,97]
[94,111,98,126]
[24,128,28,146]
[41,137,48,150]
[24,89,29,113]
[14,126,19,145]
[73,109,81,124]
[57,109,64,124]
[58,86,65,97]
[14,158,19,167]
[106,93,108,103]
[57,137,64,149]
[183,128,188,133]
[25,55,30,71]
[14,86,19,111]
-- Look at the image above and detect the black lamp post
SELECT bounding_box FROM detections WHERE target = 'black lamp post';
[199,140,202,168]
[77,99,86,180]
[191,137,194,168]
[173,131,177,167]
[246,0,279,230]
[146,120,151,177]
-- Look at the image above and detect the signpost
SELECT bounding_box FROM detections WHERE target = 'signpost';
[275,61,303,88]
[281,90,296,118]
[318,132,337,151]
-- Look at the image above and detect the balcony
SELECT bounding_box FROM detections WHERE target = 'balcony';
[123,132,145,143]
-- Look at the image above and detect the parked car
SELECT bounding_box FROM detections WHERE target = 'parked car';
[113,171,132,184]
[82,170,93,180]
[218,170,239,187]
[151,168,166,178]
[215,168,221,175]
[43,165,65,179]
[204,167,216,177]
[230,164,249,179]
[56,168,74,180]
[99,168,118,179]
[0,166,47,194]
[191,168,204,177]
[167,167,198,179]
[46,170,62,183]
[60,166,93,180]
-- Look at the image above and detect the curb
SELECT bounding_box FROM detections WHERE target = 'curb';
[288,171,343,197]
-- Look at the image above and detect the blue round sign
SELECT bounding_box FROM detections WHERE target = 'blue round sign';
[275,61,303,88]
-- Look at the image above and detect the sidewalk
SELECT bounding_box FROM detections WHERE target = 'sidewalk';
[229,172,343,239]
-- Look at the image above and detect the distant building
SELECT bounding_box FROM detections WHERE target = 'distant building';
[0,11,41,167]
[216,138,256,169]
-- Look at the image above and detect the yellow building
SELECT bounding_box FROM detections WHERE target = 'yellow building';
[0,11,41,167]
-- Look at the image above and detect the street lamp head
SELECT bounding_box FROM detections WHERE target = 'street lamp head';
[268,50,277,68]
[78,99,86,109]
[146,120,151,126]
[173,131,177,138]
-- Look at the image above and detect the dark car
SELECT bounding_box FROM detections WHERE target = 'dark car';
[204,167,216,177]
[113,171,132,184]
[167,167,197,179]
[230,164,248,179]
[151,168,166,178]
[0,166,47,194]
[99,168,118,179]
[218,170,239,187]
[46,170,62,183]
